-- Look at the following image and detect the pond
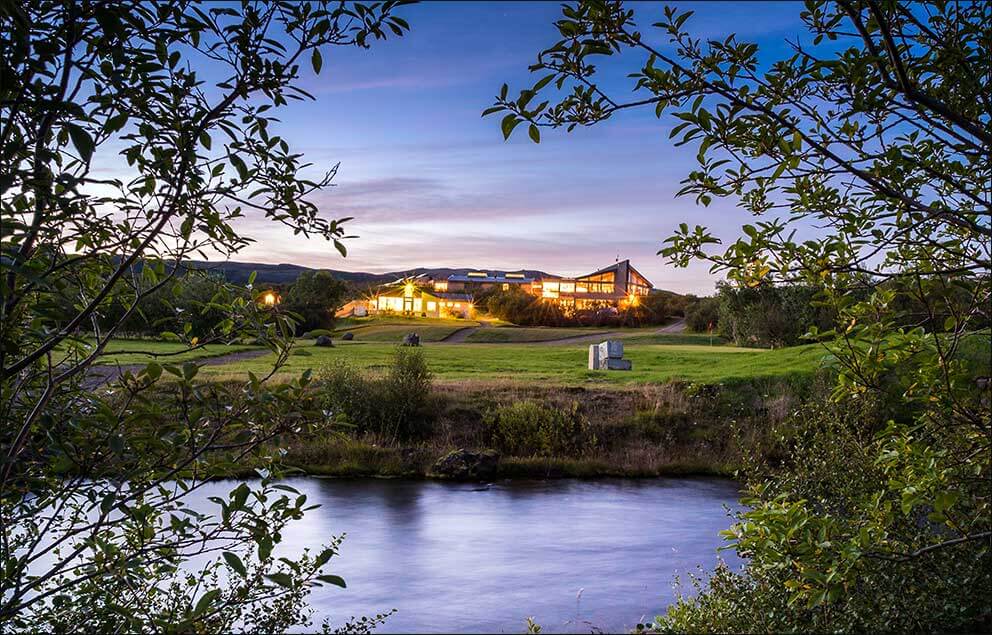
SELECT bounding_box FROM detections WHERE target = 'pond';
[192,477,743,633]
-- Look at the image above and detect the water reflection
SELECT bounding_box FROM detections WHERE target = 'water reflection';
[245,477,743,633]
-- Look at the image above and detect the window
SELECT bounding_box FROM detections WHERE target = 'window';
[434,281,448,292]
[376,296,404,311]
[413,298,423,311]
[559,282,575,293]
[467,272,487,278]
[427,301,437,312]
[501,283,509,290]
[506,273,525,279]
[543,281,559,293]
[576,284,588,293]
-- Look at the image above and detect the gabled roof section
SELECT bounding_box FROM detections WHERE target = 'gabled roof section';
[577,260,627,280]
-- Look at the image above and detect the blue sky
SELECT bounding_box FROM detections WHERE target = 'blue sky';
[231,1,812,294]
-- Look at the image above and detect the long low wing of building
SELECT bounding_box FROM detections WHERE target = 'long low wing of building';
[364,259,652,319]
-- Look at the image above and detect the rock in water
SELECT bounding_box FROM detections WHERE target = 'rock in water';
[341,331,354,341]
[402,332,420,347]
[314,335,334,347]
[431,449,499,480]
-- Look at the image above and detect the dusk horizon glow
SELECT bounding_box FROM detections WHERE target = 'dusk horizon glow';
[125,2,815,295]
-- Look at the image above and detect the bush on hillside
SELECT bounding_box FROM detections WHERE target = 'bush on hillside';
[281,270,349,334]
[484,401,596,457]
[684,296,720,333]
[318,348,434,442]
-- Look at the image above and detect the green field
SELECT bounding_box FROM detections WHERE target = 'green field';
[198,340,830,386]
[78,339,262,365]
[465,326,602,343]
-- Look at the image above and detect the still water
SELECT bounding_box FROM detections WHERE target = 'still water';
[199,477,742,633]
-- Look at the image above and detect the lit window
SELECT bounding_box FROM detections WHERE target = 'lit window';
[427,301,437,311]
[468,272,487,278]
[502,283,509,290]
[413,299,423,311]
[434,281,448,292]
[506,273,524,279]
[576,285,588,293]
[560,282,575,293]
[544,282,559,292]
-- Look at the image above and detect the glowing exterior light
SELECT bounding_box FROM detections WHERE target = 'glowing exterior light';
[263,292,276,306]
[404,282,415,296]
[628,293,639,307]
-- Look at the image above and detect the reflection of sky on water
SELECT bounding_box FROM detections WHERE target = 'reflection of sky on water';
[186,477,742,633]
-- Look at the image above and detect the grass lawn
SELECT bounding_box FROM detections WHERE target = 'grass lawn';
[200,339,831,386]
[466,326,602,343]
[331,324,468,342]
[90,339,262,365]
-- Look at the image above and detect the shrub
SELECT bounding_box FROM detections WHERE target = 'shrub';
[319,348,434,442]
[684,296,719,333]
[484,401,595,457]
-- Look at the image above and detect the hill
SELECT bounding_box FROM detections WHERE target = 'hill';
[185,260,551,286]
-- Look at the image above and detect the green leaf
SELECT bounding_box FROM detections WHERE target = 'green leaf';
[68,124,94,162]
[223,551,247,577]
[316,574,346,588]
[265,572,295,588]
[528,124,541,143]
[193,589,220,616]
[311,48,323,74]
[501,114,521,140]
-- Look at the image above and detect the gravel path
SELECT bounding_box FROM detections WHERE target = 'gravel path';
[82,348,270,390]
[656,318,687,333]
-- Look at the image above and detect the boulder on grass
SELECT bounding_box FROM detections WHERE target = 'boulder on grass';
[314,335,334,347]
[401,332,420,347]
[431,448,499,480]
[341,331,354,341]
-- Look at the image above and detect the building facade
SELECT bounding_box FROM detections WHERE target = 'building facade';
[363,259,652,319]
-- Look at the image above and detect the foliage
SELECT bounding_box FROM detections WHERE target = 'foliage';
[282,270,350,335]
[484,401,596,457]
[478,286,670,327]
[0,0,410,629]
[715,283,837,347]
[683,296,719,333]
[491,0,990,629]
[318,347,435,442]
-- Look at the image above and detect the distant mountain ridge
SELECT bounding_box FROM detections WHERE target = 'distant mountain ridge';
[185,260,553,286]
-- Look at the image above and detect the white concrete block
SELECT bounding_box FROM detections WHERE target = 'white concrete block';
[599,340,624,360]
[604,358,632,371]
[588,344,601,370]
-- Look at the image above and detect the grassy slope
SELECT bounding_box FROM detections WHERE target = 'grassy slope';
[201,340,829,386]
[332,324,467,342]
[90,340,261,365]
[466,327,602,343]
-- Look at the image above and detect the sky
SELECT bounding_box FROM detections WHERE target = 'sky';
[212,1,813,295]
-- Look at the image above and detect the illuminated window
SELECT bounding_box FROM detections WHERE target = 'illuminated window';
[413,298,423,311]
[506,273,524,279]
[544,282,559,293]
[376,296,404,311]
[453,303,461,308]
[427,301,437,312]
[542,290,559,299]
[559,282,575,293]
[576,285,588,293]
[502,283,509,290]
[434,281,448,292]
[468,272,487,278]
